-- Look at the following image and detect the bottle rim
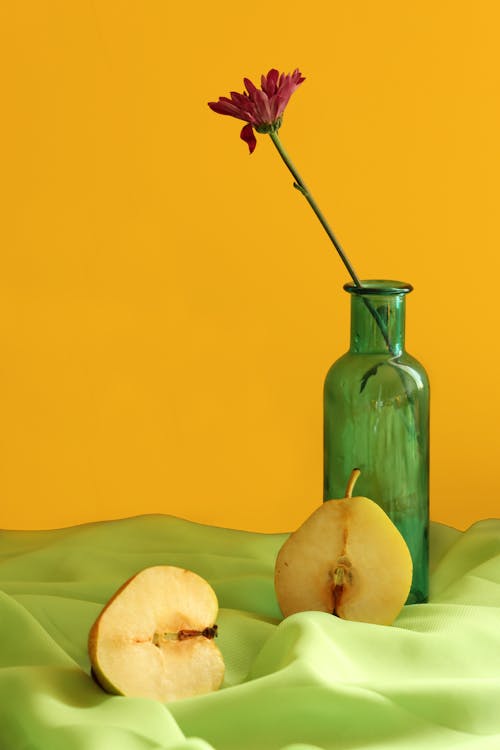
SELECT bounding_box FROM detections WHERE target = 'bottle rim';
[343,279,413,296]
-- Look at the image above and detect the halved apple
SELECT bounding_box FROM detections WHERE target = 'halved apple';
[274,469,413,625]
[88,565,225,702]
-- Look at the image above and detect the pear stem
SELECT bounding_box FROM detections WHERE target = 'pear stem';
[156,625,218,643]
[345,468,361,498]
[334,567,345,586]
[332,566,345,616]
[178,626,218,641]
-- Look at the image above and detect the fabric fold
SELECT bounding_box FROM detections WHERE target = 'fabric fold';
[0,514,499,749]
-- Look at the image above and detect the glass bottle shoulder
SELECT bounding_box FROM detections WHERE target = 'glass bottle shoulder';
[324,348,429,396]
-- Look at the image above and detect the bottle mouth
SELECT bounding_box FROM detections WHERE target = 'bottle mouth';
[343,279,413,296]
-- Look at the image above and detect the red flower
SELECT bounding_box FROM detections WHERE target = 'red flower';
[208,68,305,153]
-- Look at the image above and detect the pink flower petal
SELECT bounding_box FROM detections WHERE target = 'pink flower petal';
[255,89,274,123]
[240,123,257,153]
[262,69,279,97]
[208,99,246,119]
[244,77,259,97]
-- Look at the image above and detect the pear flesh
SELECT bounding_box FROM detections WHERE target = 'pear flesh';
[274,470,413,625]
[88,565,225,702]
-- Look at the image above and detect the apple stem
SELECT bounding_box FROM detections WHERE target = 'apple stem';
[345,468,361,498]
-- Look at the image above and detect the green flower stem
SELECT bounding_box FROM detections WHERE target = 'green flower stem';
[269,131,360,286]
[268,130,395,357]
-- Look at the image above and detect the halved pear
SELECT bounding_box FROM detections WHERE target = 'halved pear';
[88,565,225,702]
[275,469,413,625]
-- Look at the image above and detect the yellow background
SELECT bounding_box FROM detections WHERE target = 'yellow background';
[1,2,499,532]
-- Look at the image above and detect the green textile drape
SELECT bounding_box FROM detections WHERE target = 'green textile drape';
[1,514,499,749]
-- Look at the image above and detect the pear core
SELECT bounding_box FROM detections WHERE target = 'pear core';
[274,469,413,625]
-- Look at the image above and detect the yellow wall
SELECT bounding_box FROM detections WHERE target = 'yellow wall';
[1,2,499,532]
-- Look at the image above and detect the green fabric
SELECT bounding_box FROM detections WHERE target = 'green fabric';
[1,515,500,750]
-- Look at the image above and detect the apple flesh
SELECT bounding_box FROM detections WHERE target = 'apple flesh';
[274,469,413,625]
[88,565,225,702]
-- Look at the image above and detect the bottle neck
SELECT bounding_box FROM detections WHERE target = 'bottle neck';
[349,292,406,355]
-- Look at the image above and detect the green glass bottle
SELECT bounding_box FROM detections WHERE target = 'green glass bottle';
[323,280,429,604]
